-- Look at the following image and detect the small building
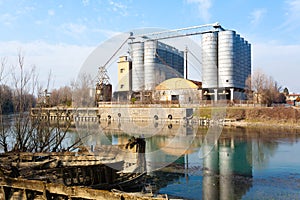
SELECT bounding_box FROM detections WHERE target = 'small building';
[114,56,132,102]
[117,56,132,92]
[154,78,202,104]
[285,93,300,106]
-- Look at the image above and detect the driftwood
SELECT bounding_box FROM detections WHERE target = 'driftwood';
[0,177,168,200]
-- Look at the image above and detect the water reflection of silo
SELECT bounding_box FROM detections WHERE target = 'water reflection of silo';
[219,139,235,200]
[203,141,219,200]
[219,138,253,200]
[202,137,253,200]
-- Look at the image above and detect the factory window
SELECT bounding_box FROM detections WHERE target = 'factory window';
[120,68,125,73]
[171,95,179,101]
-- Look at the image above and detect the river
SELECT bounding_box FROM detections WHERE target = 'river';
[71,120,300,200]
[2,117,300,199]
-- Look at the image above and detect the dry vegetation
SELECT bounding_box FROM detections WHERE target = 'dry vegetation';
[197,106,300,127]
[228,107,300,123]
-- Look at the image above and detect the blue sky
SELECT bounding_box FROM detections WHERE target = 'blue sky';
[0,0,300,92]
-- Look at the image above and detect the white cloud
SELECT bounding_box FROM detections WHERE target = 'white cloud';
[0,13,16,26]
[109,0,128,16]
[0,41,94,89]
[16,6,35,15]
[185,0,212,22]
[61,23,87,39]
[0,6,35,26]
[48,9,55,16]
[250,8,267,26]
[280,0,300,31]
[82,0,90,6]
[35,20,43,25]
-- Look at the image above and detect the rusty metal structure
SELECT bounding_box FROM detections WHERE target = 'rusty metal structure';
[0,139,147,199]
[95,66,113,104]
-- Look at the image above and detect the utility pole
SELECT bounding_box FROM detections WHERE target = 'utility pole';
[184,46,188,79]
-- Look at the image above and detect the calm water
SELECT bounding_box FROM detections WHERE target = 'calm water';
[76,121,300,200]
[4,117,299,200]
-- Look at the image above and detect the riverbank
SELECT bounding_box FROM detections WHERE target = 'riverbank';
[196,106,300,129]
[31,105,300,129]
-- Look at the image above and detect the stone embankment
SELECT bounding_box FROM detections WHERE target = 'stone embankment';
[31,106,300,128]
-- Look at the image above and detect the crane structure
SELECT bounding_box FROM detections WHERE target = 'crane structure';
[131,22,224,42]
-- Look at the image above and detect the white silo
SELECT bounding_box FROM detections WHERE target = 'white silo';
[234,34,241,89]
[144,40,157,90]
[240,37,246,89]
[218,30,235,88]
[202,32,218,89]
[131,42,144,91]
[246,43,251,80]
[241,40,248,89]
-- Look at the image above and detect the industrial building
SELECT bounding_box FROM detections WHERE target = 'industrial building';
[115,40,185,101]
[201,30,251,101]
[111,23,251,103]
[154,78,202,104]
[131,40,184,91]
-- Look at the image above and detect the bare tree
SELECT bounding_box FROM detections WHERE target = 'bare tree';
[245,75,253,101]
[251,69,267,103]
[0,57,10,152]
[247,68,285,106]
[71,73,94,107]
[50,86,72,107]
[7,52,37,151]
[0,53,83,153]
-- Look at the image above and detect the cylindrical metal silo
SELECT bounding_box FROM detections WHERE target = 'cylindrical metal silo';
[131,42,144,91]
[241,40,248,89]
[233,34,240,89]
[144,40,157,90]
[240,37,246,89]
[218,30,235,88]
[246,43,251,80]
[158,42,184,81]
[202,32,218,89]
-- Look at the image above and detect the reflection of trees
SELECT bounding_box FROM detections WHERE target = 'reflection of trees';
[252,138,278,169]
[219,127,281,170]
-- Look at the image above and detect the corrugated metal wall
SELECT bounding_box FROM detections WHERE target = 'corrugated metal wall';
[202,32,218,88]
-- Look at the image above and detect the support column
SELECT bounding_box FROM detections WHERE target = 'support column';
[230,88,234,101]
[199,89,203,101]
[184,46,188,79]
[0,186,5,200]
[214,89,218,102]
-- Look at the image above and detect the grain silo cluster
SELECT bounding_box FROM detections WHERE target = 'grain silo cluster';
[113,24,251,103]
[202,30,251,100]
